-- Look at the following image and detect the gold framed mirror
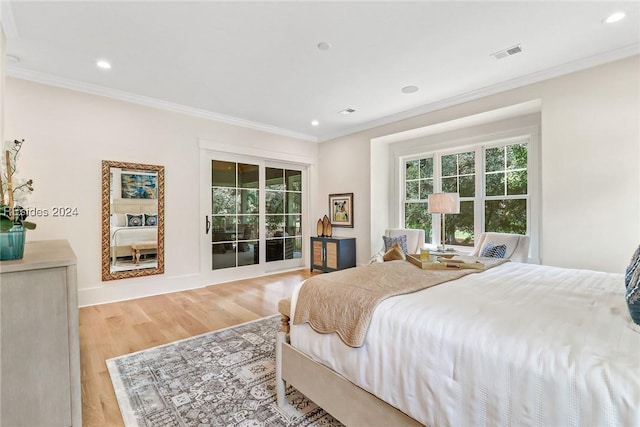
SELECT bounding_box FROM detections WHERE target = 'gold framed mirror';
[101,160,165,281]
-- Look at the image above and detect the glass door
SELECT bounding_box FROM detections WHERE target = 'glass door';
[200,152,305,282]
[265,167,303,264]
[210,160,260,270]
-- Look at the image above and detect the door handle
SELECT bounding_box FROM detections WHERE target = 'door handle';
[205,215,211,234]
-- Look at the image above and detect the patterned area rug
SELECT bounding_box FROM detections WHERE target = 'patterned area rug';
[107,315,343,427]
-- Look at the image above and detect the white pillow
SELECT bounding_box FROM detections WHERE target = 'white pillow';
[111,213,126,227]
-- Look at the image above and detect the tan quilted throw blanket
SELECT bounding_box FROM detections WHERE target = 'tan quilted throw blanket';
[293,257,507,347]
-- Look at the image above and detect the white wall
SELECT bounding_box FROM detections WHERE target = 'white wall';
[3,56,638,308]
[317,56,640,273]
[4,78,317,306]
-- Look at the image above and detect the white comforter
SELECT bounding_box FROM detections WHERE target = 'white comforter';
[290,261,640,427]
[110,226,157,246]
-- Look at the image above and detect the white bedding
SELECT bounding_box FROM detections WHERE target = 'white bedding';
[290,261,640,427]
[110,226,157,247]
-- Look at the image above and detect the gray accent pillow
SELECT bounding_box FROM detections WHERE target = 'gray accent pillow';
[383,235,409,255]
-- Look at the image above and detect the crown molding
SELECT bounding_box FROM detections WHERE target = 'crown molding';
[317,43,640,142]
[6,43,638,145]
[5,67,319,143]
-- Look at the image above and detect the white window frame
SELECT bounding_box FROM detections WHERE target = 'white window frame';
[398,129,540,262]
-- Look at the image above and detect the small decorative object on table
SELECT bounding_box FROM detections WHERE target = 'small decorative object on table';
[316,215,333,237]
[322,214,332,237]
[0,139,36,260]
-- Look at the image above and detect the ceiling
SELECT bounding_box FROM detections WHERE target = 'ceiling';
[2,1,639,142]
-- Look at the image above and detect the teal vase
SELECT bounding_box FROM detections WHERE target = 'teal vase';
[0,225,26,260]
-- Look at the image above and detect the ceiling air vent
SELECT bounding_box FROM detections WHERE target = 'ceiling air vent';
[491,44,522,60]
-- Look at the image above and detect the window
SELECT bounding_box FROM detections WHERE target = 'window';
[402,138,529,248]
[441,151,475,246]
[484,143,527,234]
[404,158,434,242]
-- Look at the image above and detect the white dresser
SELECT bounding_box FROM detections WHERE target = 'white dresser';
[0,240,81,426]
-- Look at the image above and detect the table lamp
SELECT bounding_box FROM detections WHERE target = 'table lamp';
[428,193,460,251]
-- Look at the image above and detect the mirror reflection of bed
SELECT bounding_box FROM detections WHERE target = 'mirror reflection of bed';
[110,185,158,272]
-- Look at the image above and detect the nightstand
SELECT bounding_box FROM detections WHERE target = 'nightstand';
[310,236,356,272]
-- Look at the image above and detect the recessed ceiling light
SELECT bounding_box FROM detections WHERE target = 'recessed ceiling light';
[604,11,626,24]
[317,42,332,51]
[311,120,320,126]
[6,55,19,64]
[96,60,111,69]
[339,108,356,115]
[401,86,419,94]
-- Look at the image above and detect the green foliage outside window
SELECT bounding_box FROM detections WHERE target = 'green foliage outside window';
[403,141,528,246]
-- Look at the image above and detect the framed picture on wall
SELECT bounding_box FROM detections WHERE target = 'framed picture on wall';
[121,173,158,199]
[329,193,353,228]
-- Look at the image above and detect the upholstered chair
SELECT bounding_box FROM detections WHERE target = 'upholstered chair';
[470,232,530,263]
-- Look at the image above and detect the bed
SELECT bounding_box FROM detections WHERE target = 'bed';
[275,258,640,427]
[110,199,158,265]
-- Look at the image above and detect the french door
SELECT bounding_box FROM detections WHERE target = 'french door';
[200,151,306,283]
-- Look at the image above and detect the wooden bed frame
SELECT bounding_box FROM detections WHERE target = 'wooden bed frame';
[275,302,424,427]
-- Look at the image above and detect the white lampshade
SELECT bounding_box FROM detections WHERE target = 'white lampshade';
[428,193,460,214]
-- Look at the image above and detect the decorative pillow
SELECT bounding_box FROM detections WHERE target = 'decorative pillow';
[480,241,507,258]
[383,242,405,262]
[382,235,409,255]
[144,213,158,227]
[110,213,126,227]
[625,244,640,287]
[625,244,640,326]
[126,213,143,227]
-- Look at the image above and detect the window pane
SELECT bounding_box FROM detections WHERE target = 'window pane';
[238,240,258,266]
[404,202,431,243]
[442,177,457,193]
[212,244,236,270]
[406,160,419,180]
[211,160,236,187]
[507,170,527,195]
[265,191,284,214]
[266,238,284,262]
[285,215,301,236]
[419,178,433,199]
[459,175,475,197]
[237,216,258,240]
[284,237,297,260]
[238,163,258,188]
[507,144,527,170]
[458,152,475,175]
[485,147,504,173]
[485,199,527,234]
[212,188,237,214]
[420,158,434,179]
[286,192,302,214]
[285,170,302,191]
[211,216,237,242]
[446,200,474,247]
[485,173,504,197]
[442,154,457,176]
[265,215,285,238]
[406,181,419,200]
[239,189,258,214]
[265,167,284,190]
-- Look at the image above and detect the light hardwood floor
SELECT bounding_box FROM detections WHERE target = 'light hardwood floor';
[79,269,315,427]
